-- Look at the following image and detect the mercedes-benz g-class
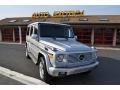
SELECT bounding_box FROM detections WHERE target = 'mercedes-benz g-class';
[26,22,99,82]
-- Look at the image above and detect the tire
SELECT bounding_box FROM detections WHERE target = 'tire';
[26,48,30,59]
[82,70,92,75]
[39,57,52,83]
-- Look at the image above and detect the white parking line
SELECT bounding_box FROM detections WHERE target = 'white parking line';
[96,47,120,50]
[0,42,25,45]
[0,66,48,85]
[0,42,120,50]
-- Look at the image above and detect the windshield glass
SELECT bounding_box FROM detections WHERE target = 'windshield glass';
[39,23,74,38]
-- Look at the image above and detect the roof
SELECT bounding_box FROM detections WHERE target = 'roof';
[28,22,71,27]
[0,15,120,26]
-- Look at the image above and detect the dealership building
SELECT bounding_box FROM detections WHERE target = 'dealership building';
[0,13,120,47]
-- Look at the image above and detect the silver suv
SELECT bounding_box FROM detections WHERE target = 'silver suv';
[26,22,99,82]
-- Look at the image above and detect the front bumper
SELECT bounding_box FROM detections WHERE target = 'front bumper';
[48,61,99,77]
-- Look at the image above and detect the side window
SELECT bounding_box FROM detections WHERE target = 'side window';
[30,26,33,36]
[26,27,30,35]
[34,26,38,35]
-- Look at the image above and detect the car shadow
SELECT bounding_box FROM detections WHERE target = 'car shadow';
[49,56,120,85]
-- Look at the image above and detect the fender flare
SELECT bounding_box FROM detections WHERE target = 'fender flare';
[37,50,52,73]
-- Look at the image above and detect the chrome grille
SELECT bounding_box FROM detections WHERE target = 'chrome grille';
[67,52,93,63]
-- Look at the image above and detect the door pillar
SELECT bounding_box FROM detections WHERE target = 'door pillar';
[91,28,94,46]
[113,28,117,46]
[0,29,2,42]
[13,28,15,42]
[18,26,22,44]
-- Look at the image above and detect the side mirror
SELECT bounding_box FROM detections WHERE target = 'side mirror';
[31,34,39,41]
[74,35,78,40]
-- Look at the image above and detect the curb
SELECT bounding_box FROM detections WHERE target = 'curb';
[0,66,47,85]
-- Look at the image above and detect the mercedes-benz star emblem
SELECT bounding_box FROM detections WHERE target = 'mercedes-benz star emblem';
[79,55,84,60]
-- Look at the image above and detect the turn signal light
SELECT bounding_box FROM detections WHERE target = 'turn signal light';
[48,53,53,59]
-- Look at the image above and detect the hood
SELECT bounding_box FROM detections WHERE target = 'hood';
[40,38,92,52]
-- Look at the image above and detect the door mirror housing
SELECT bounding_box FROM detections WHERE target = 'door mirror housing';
[74,35,78,40]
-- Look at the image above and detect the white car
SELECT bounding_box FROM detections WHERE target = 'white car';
[26,22,99,83]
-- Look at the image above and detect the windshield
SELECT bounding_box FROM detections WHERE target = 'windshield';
[39,23,74,38]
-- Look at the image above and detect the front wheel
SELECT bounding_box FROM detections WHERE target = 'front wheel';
[39,57,52,83]
[82,70,92,75]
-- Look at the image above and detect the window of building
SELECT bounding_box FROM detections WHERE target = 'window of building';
[23,20,30,22]
[8,20,16,23]
[99,18,109,21]
[79,18,88,21]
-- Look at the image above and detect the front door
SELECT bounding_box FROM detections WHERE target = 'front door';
[2,28,13,42]
[94,28,114,46]
[74,28,92,44]
[116,29,120,46]
[29,25,39,63]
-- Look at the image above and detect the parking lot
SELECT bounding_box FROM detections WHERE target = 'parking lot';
[0,44,120,85]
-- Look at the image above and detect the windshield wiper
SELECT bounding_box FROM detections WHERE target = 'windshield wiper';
[52,36,68,40]
[52,37,56,40]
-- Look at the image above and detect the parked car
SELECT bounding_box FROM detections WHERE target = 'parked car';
[26,22,99,83]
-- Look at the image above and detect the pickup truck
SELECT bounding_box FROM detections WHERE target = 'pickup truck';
[26,22,99,83]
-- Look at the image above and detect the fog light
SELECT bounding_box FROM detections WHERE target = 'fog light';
[58,72,67,76]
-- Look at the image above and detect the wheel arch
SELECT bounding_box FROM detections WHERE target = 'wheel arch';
[36,51,52,74]
[36,52,48,65]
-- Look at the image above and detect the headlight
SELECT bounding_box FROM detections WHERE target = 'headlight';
[91,46,95,49]
[92,51,97,59]
[91,46,97,59]
[56,54,65,62]
[91,46,97,51]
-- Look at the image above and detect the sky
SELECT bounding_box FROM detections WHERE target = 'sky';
[0,5,120,19]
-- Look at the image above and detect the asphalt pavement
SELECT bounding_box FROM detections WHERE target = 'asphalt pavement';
[0,74,24,85]
[0,44,120,85]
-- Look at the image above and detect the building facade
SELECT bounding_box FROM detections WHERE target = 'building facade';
[0,15,120,47]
